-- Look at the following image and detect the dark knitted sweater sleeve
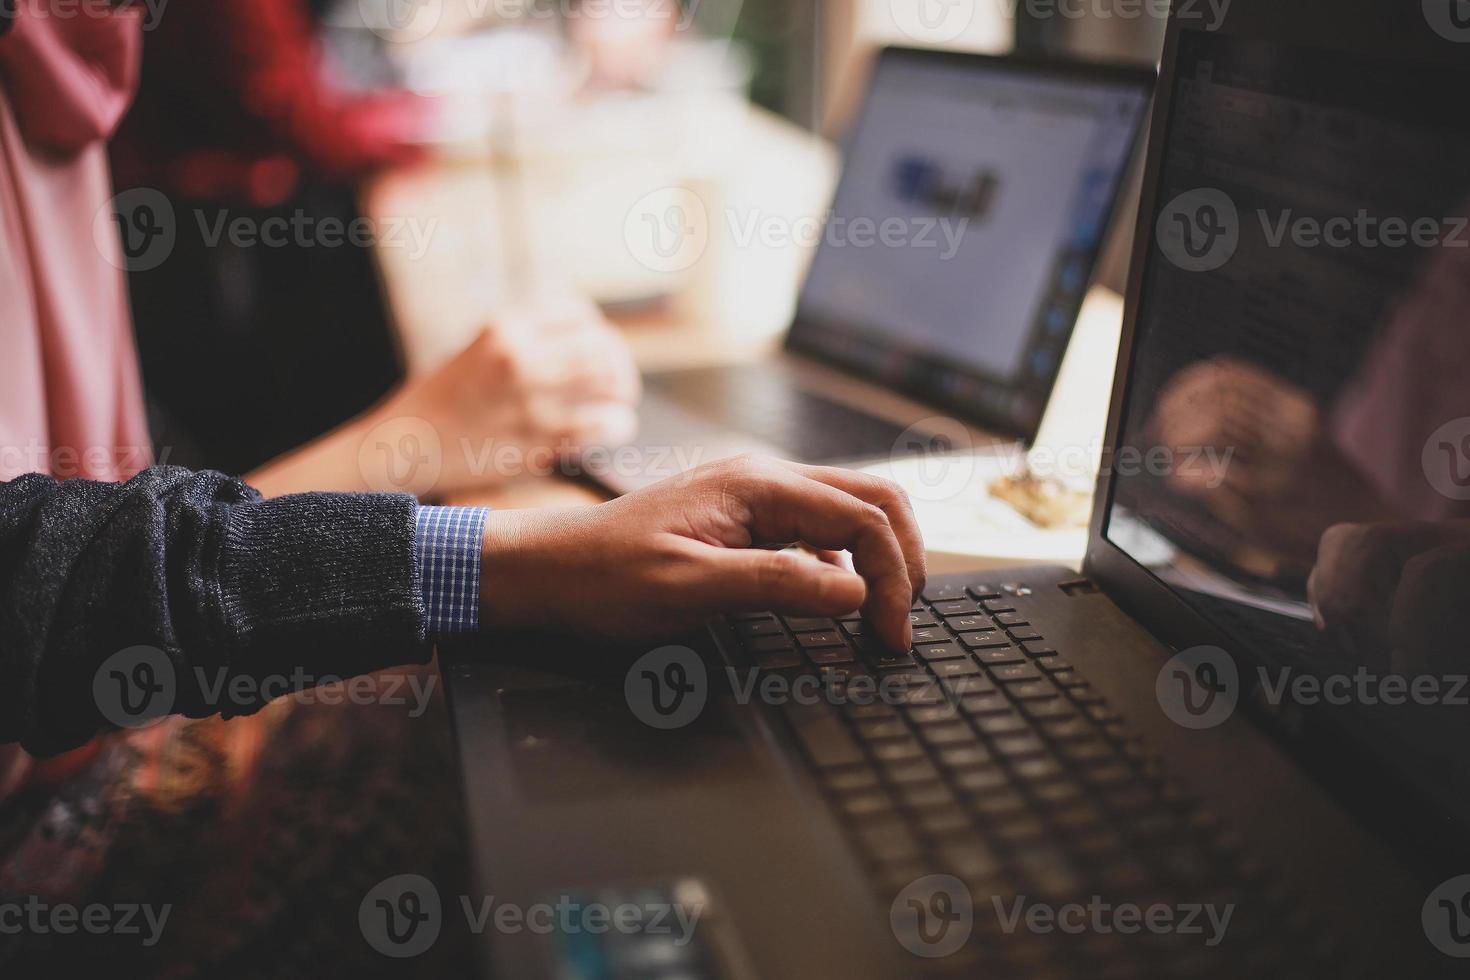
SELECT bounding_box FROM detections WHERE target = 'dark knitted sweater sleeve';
[0,467,428,757]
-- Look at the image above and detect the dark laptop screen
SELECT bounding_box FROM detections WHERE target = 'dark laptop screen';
[790,50,1151,440]
[1105,25,1470,803]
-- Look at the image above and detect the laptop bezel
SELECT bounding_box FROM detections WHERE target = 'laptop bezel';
[784,44,1156,445]
[1081,1,1470,874]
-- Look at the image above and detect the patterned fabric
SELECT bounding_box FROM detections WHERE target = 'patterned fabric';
[413,506,490,634]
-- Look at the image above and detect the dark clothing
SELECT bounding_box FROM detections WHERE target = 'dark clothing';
[0,467,427,757]
[126,183,403,474]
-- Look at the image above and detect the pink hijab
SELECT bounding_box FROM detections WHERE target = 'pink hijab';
[0,4,151,486]
[0,7,152,798]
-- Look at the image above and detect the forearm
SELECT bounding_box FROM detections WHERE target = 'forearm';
[0,467,428,756]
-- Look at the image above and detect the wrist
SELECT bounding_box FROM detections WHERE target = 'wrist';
[478,510,546,633]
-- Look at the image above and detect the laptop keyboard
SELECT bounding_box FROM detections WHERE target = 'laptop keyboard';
[646,364,912,463]
[725,578,1330,978]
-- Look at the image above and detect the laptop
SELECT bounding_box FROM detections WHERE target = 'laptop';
[601,47,1154,492]
[439,3,1470,976]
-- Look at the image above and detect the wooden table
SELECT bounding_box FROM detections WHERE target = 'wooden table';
[366,101,1122,574]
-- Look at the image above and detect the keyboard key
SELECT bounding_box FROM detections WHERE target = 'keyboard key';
[1022,642,1057,657]
[1032,782,1083,807]
[1051,669,1086,688]
[756,651,803,670]
[738,619,784,638]
[973,647,1025,666]
[991,663,1042,683]
[1008,682,1059,701]
[1039,718,1095,741]
[900,684,948,707]
[730,611,776,623]
[883,759,941,785]
[982,599,1016,613]
[994,611,1029,627]
[1013,758,1064,782]
[944,615,992,632]
[907,610,939,628]
[856,719,910,741]
[907,705,961,725]
[954,769,1009,794]
[959,632,1013,650]
[992,735,1047,758]
[781,702,863,769]
[1007,627,1044,642]
[968,584,1003,599]
[960,693,1012,715]
[914,642,967,663]
[922,583,968,602]
[944,675,996,697]
[974,713,1028,737]
[839,793,895,818]
[843,701,897,721]
[910,627,948,645]
[798,631,846,649]
[808,647,855,666]
[825,768,880,792]
[840,619,867,637]
[871,740,926,763]
[919,724,975,746]
[785,617,836,632]
[1020,699,1077,721]
[937,745,992,769]
[933,599,980,616]
[749,635,797,654]
[863,647,915,670]
[900,783,956,810]
[972,792,1028,819]
[931,660,981,679]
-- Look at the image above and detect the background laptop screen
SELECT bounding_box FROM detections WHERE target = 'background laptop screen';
[789,51,1151,439]
[1105,26,1470,813]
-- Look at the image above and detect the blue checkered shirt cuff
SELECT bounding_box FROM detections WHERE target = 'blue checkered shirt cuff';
[414,506,490,634]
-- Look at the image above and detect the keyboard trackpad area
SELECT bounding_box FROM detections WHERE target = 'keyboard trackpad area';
[499,682,752,802]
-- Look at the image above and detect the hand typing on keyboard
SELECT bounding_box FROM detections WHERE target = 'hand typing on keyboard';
[477,455,926,650]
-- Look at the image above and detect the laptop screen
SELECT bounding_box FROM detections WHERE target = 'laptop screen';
[1105,25,1470,810]
[789,50,1151,440]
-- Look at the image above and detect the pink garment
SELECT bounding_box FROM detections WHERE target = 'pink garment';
[0,8,152,803]
[0,5,151,486]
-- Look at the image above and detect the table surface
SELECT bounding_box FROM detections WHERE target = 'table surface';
[366,102,1122,574]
